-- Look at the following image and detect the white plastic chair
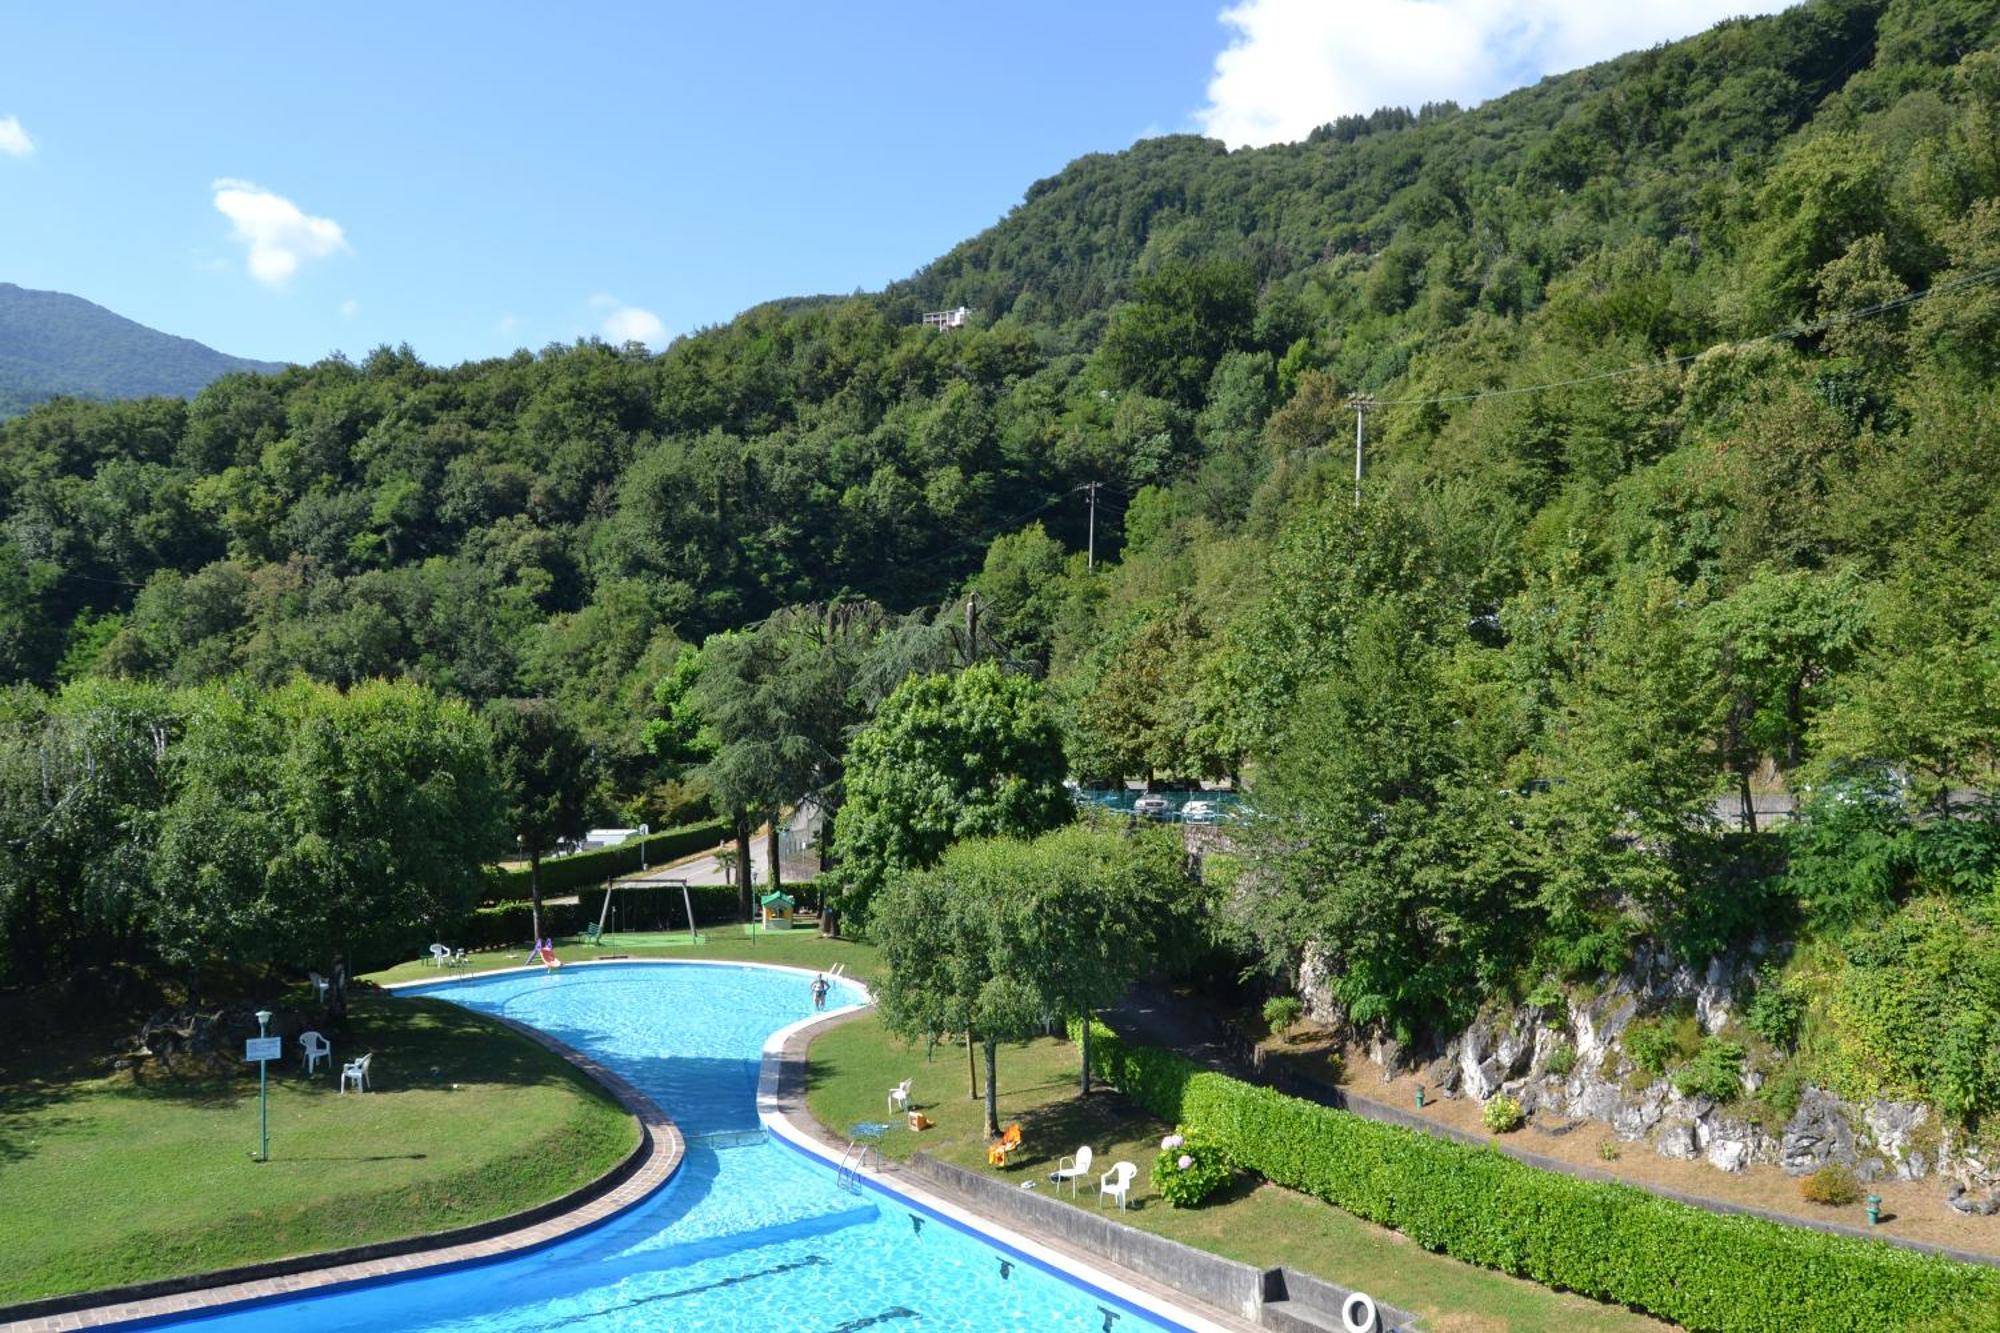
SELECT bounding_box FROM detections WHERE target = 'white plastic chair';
[340,1052,373,1094]
[308,971,330,1004]
[1052,1145,1094,1196]
[1098,1160,1137,1211]
[428,944,450,968]
[888,1078,912,1112]
[451,948,468,968]
[300,1030,332,1075]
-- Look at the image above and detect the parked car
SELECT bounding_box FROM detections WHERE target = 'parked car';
[1132,795,1172,819]
[1181,799,1219,823]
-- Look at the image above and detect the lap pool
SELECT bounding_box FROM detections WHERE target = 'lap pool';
[148,962,1192,1332]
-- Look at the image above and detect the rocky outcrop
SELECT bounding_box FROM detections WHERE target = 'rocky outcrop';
[1389,946,1986,1187]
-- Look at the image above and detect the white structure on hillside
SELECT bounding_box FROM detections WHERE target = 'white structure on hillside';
[921,305,972,330]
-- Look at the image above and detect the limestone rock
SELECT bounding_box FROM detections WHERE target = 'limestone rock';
[1656,1122,1699,1160]
[1782,1087,1859,1175]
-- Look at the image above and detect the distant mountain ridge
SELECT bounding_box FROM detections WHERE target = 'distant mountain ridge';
[0,283,285,417]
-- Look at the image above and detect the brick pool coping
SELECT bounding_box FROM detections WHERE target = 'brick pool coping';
[0,962,690,1333]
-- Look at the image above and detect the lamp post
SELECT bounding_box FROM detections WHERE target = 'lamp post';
[254,1009,273,1163]
[639,823,650,872]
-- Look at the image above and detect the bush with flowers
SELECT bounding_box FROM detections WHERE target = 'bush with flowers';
[1149,1128,1231,1207]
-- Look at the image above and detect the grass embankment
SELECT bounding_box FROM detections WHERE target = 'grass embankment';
[806,1014,1663,1333]
[0,990,637,1307]
[364,926,881,987]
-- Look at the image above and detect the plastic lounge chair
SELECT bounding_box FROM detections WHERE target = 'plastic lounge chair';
[340,1052,373,1094]
[1099,1160,1137,1210]
[428,944,450,968]
[888,1078,912,1113]
[1052,1145,1094,1196]
[300,1030,332,1075]
[583,922,603,946]
[451,948,468,967]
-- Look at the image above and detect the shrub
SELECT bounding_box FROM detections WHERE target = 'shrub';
[1672,1039,1746,1103]
[1801,1164,1862,1206]
[1150,1129,1232,1207]
[1598,1139,1622,1162]
[1326,1050,1346,1084]
[1744,965,1806,1049]
[1624,1018,1676,1076]
[1076,1019,2000,1331]
[1545,1043,1577,1078]
[483,818,731,902]
[1483,1094,1526,1133]
[1624,1014,1699,1078]
[1759,1063,1805,1127]
[1262,995,1304,1037]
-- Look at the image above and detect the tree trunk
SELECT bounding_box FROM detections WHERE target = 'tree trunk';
[733,809,753,922]
[967,1030,979,1100]
[1079,1011,1092,1096]
[1738,769,1758,835]
[982,1037,1001,1139]
[529,849,544,944]
[767,817,782,896]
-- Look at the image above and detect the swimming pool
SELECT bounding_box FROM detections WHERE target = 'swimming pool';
[148,962,1194,1332]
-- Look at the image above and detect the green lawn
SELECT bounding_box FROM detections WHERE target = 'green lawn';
[0,989,638,1306]
[806,1015,1667,1333]
[364,928,881,986]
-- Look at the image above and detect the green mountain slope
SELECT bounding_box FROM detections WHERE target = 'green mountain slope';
[0,283,285,416]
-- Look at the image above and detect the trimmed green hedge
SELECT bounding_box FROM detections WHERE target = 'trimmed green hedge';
[483,818,730,902]
[461,881,819,949]
[1078,1021,2000,1332]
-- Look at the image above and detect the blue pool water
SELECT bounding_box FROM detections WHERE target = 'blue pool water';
[158,963,1185,1332]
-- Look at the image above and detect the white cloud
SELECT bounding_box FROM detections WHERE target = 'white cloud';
[0,115,34,158]
[211,178,349,287]
[338,298,360,319]
[496,313,523,334]
[589,293,667,348]
[1195,0,1798,148]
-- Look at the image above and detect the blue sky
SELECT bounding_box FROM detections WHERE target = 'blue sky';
[0,2,1788,367]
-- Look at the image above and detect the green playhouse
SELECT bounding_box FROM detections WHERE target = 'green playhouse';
[760,890,797,929]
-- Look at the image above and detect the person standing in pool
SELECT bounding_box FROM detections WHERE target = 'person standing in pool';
[810,973,829,1010]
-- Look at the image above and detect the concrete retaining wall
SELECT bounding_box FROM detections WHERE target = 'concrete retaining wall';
[899,1154,1420,1330]
[903,1153,1270,1320]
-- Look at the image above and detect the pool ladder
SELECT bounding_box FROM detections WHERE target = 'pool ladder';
[835,1138,879,1192]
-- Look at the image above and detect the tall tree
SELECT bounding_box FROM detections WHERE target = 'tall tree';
[485,697,592,943]
[831,663,1070,931]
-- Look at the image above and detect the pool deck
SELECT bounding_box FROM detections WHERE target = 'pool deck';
[0,968,686,1333]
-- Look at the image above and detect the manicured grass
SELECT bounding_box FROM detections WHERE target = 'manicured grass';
[0,989,638,1306]
[806,1015,1665,1333]
[364,928,881,987]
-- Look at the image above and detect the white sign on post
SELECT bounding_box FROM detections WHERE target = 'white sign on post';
[244,1036,282,1062]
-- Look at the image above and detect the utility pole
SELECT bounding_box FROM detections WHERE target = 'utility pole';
[1085,481,1101,570]
[1347,394,1376,507]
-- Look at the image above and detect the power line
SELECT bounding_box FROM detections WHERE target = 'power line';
[1368,262,2000,409]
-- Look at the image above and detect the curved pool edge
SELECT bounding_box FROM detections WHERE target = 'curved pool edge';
[0,967,689,1333]
[755,1003,1253,1333]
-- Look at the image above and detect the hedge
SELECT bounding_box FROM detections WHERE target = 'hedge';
[1077,1021,2000,1332]
[483,817,731,902]
[460,880,820,950]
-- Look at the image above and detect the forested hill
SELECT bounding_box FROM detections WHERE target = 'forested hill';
[0,283,285,418]
[2,0,1997,846]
